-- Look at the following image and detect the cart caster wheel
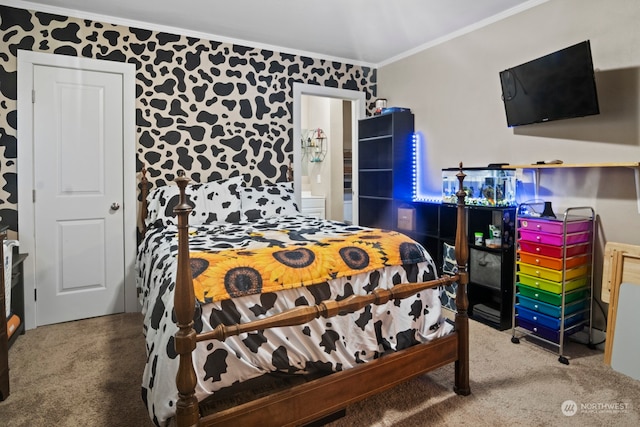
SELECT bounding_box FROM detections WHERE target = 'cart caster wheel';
[511,336,520,344]
[559,356,569,365]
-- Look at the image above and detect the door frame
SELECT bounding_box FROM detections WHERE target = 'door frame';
[17,50,137,330]
[292,83,366,224]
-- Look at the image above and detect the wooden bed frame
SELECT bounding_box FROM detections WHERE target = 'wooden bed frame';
[140,164,470,427]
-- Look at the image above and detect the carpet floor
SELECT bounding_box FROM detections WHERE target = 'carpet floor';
[0,313,638,427]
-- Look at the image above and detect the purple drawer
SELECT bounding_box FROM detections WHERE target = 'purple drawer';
[518,218,591,235]
[519,229,590,246]
[516,318,584,344]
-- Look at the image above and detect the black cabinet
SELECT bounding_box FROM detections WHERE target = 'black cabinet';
[357,112,515,330]
[400,202,516,330]
[7,253,27,349]
[357,111,414,229]
[399,202,441,264]
[1,224,27,401]
[465,205,515,330]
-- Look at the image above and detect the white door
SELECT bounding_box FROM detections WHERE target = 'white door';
[33,65,125,326]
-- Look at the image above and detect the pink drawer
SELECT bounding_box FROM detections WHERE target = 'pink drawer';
[518,218,591,235]
[518,240,590,258]
[518,229,590,246]
[518,251,589,270]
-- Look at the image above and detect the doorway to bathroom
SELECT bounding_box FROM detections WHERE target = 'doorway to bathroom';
[292,84,366,224]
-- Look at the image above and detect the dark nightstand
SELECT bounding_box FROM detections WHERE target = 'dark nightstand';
[1,224,27,401]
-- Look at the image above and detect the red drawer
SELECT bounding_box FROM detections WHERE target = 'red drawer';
[518,240,590,258]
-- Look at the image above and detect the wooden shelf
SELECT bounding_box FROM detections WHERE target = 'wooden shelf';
[504,162,640,212]
[503,162,640,169]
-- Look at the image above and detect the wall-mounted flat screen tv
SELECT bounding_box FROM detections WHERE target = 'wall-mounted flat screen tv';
[499,40,599,127]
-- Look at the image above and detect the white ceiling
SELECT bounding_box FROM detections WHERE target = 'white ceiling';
[7,0,541,66]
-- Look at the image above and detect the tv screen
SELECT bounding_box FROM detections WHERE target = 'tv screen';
[499,40,599,127]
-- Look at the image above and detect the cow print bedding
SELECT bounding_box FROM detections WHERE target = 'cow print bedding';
[136,215,453,426]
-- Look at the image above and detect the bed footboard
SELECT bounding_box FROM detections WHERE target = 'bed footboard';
[196,276,458,344]
[169,165,470,427]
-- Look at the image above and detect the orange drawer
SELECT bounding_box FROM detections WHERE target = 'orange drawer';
[517,251,589,270]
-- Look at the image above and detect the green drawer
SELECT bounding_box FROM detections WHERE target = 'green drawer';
[517,283,589,305]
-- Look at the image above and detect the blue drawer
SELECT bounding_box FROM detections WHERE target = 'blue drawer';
[516,294,588,317]
[515,305,584,330]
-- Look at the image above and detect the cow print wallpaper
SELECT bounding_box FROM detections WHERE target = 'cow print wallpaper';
[0,5,377,233]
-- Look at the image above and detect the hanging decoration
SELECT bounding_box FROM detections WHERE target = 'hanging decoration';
[301,128,327,163]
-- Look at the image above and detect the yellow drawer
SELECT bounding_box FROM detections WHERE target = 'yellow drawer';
[517,262,588,282]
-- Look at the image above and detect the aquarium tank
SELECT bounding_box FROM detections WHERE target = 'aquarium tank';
[442,167,517,207]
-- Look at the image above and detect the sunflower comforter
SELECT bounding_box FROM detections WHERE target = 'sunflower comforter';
[190,227,429,302]
[136,215,452,426]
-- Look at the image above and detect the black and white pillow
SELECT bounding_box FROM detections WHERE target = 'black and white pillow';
[146,176,243,228]
[440,242,458,312]
[201,176,243,224]
[240,182,300,221]
[145,183,206,228]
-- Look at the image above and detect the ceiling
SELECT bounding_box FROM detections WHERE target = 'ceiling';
[8,0,540,66]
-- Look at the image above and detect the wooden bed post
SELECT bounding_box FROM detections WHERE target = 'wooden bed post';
[173,174,200,427]
[454,163,471,395]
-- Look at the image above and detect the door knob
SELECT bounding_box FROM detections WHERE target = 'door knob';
[111,202,120,211]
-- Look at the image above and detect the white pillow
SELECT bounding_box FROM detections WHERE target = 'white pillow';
[240,182,300,221]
